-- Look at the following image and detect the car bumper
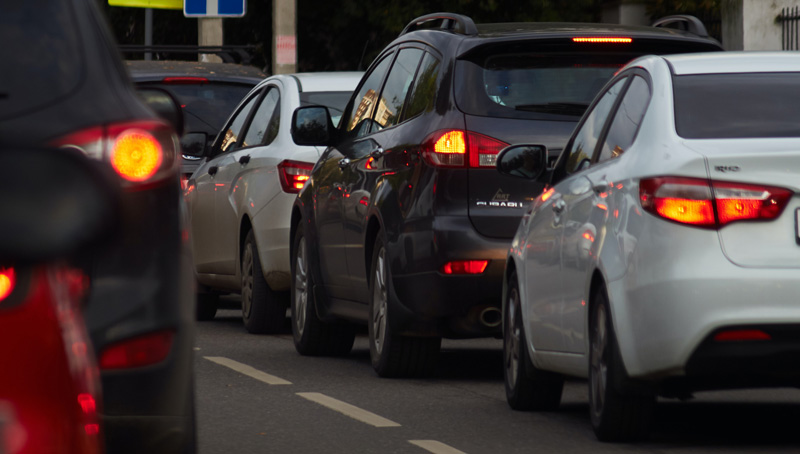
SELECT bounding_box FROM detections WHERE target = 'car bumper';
[610,261,800,382]
[252,190,295,291]
[389,215,511,337]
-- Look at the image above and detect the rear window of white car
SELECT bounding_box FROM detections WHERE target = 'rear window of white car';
[674,73,800,138]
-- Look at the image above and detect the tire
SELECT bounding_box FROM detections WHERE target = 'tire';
[589,286,655,442]
[504,272,564,411]
[368,234,440,378]
[196,292,218,321]
[291,221,355,356]
[241,230,287,334]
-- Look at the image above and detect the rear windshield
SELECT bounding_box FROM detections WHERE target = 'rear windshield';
[0,1,82,119]
[456,52,639,120]
[300,91,352,127]
[140,82,253,135]
[674,73,800,138]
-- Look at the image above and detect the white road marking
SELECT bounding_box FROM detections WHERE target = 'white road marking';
[296,392,401,428]
[204,356,292,385]
[409,440,468,454]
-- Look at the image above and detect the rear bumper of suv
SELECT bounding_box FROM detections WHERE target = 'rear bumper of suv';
[389,215,511,338]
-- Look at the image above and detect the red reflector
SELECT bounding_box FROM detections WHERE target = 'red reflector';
[573,37,632,43]
[0,267,16,302]
[99,330,174,370]
[278,160,313,194]
[78,393,97,414]
[441,260,489,275]
[161,76,209,84]
[713,329,771,342]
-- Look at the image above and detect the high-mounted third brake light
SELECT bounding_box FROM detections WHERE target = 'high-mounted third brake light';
[278,160,313,193]
[0,268,15,302]
[640,177,792,228]
[161,76,209,85]
[422,130,508,168]
[573,37,633,43]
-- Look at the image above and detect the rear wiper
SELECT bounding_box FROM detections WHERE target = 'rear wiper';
[514,102,588,115]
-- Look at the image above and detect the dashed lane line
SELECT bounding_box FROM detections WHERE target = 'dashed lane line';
[204,356,292,385]
[409,440,468,454]
[296,392,401,428]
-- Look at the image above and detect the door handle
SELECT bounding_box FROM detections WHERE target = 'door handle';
[552,199,566,214]
[239,155,251,165]
[370,147,384,159]
[338,158,350,170]
[593,181,609,194]
[208,165,218,176]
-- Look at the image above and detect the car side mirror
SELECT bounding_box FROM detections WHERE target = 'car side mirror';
[291,106,335,146]
[181,132,209,159]
[0,147,119,262]
[138,87,184,137]
[496,144,548,181]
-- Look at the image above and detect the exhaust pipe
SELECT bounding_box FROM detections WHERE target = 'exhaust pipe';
[479,307,502,328]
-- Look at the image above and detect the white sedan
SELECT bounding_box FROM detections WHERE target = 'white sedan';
[185,72,362,332]
[496,52,800,441]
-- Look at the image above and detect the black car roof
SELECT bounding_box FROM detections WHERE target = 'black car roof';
[125,60,266,84]
[473,21,710,39]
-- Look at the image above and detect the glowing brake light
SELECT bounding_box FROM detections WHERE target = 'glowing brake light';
[573,37,633,43]
[52,120,177,187]
[441,260,489,275]
[639,177,791,228]
[161,76,209,84]
[111,129,163,181]
[422,130,508,168]
[0,267,15,302]
[277,160,313,193]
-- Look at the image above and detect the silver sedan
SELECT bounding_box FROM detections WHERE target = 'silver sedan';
[496,51,800,442]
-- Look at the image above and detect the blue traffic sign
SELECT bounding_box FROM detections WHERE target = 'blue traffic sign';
[184,0,245,17]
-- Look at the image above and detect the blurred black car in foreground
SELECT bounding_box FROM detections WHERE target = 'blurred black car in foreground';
[289,13,723,378]
[126,59,266,183]
[0,1,195,453]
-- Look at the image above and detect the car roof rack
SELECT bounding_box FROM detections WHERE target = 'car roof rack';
[118,45,257,65]
[652,15,709,38]
[400,12,478,37]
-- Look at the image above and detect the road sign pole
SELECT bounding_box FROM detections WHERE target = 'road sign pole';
[144,8,153,61]
[272,0,296,74]
[198,17,224,63]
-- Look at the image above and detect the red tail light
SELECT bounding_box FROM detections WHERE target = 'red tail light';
[639,177,791,228]
[52,120,178,187]
[99,330,174,370]
[0,267,15,302]
[422,130,508,168]
[441,260,489,275]
[278,160,313,193]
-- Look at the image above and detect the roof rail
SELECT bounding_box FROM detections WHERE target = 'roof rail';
[400,12,478,37]
[118,45,257,65]
[652,15,709,38]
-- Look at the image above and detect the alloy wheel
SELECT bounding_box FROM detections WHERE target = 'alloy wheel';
[505,288,521,390]
[590,303,608,417]
[294,237,308,337]
[371,247,388,355]
[241,245,254,319]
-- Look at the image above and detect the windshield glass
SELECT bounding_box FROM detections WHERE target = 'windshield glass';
[674,72,800,139]
[455,53,635,120]
[141,82,253,135]
[300,91,352,127]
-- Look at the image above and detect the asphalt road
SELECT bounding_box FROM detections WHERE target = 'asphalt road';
[195,305,800,454]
